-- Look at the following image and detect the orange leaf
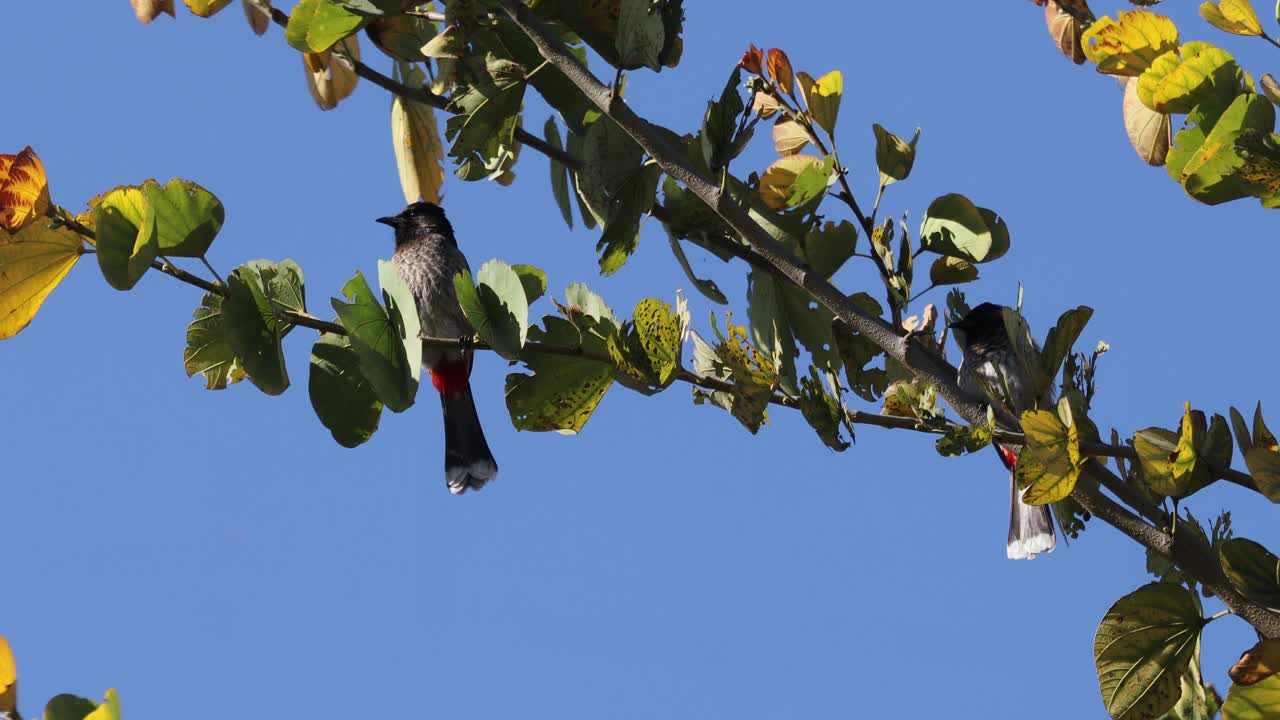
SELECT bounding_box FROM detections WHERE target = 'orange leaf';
[0,146,50,232]
[738,43,763,75]
[1231,639,1280,686]
[766,48,794,95]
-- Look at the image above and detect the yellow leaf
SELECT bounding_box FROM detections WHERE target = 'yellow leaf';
[1082,10,1180,76]
[1123,77,1171,165]
[1200,0,1263,36]
[183,0,234,17]
[0,637,15,716]
[304,36,360,111]
[771,119,809,155]
[797,70,842,136]
[131,0,175,24]
[757,154,823,210]
[84,689,121,720]
[391,70,445,204]
[1137,42,1236,114]
[0,221,83,339]
[0,146,51,232]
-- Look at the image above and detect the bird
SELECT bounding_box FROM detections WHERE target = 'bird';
[949,302,1056,560]
[377,201,498,494]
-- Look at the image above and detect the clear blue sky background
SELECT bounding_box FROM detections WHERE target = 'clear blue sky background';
[5,2,1280,718]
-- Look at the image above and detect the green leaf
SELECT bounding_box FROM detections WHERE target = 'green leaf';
[1094,583,1203,720]
[1222,674,1280,720]
[800,219,858,278]
[1040,306,1094,386]
[872,124,920,185]
[576,111,644,226]
[832,292,888,402]
[1180,93,1277,205]
[608,297,684,389]
[798,366,850,451]
[183,291,246,390]
[690,313,779,434]
[505,316,614,433]
[700,67,746,173]
[511,263,548,305]
[799,71,843,137]
[444,58,526,182]
[1135,426,1181,494]
[1015,409,1079,505]
[1138,42,1238,115]
[44,694,99,720]
[616,0,665,71]
[453,259,528,359]
[1160,638,1208,720]
[223,259,304,396]
[142,178,224,257]
[309,332,383,448]
[935,420,993,457]
[285,0,366,53]
[918,193,994,263]
[928,256,979,286]
[544,116,574,229]
[94,185,158,291]
[1139,404,1229,498]
[331,267,419,412]
[597,163,660,275]
[665,229,728,304]
[1220,538,1280,608]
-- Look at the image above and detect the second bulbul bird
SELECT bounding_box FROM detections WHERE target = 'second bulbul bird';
[377,201,498,494]
[949,302,1056,560]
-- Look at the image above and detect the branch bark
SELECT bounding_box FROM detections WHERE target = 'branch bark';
[495,0,1280,638]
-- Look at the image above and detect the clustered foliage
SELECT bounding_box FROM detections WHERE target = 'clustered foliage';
[3,0,1280,718]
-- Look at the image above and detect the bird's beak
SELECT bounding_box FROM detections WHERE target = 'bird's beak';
[375,216,400,227]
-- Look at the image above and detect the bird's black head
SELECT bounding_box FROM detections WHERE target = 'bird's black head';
[375,201,455,244]
[948,302,1008,346]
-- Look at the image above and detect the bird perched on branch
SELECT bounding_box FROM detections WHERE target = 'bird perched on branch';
[377,201,498,494]
[949,302,1056,559]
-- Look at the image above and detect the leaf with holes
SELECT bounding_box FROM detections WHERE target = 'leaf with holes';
[506,315,614,434]
[184,291,246,390]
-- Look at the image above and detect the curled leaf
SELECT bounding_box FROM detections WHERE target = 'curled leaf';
[766,48,793,95]
[1200,0,1263,36]
[304,36,360,110]
[1123,77,1171,165]
[132,0,176,24]
[0,146,51,232]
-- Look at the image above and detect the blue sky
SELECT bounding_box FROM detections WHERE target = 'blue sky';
[5,2,1280,718]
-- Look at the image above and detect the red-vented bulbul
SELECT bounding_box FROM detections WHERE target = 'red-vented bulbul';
[377,201,498,494]
[949,302,1056,559]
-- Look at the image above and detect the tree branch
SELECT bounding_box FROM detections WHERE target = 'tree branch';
[495,0,1280,637]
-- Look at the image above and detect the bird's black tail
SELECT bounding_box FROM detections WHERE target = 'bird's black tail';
[440,387,498,494]
[996,443,1056,559]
